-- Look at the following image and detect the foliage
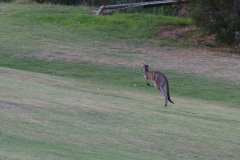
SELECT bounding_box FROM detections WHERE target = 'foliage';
[0,0,122,5]
[8,0,157,6]
[0,0,13,2]
[188,0,240,45]
[121,5,178,16]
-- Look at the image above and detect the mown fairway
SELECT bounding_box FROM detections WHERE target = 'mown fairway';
[0,3,240,160]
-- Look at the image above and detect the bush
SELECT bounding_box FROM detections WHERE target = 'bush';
[188,0,240,45]
[29,0,150,6]
[0,0,13,2]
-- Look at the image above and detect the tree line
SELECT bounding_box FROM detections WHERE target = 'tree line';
[0,0,153,6]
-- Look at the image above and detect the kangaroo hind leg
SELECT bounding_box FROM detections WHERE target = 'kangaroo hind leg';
[160,84,168,106]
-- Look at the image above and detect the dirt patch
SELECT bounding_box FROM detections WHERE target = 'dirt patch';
[89,10,98,15]
[160,25,185,40]
[160,25,215,44]
[0,101,21,110]
[89,9,117,15]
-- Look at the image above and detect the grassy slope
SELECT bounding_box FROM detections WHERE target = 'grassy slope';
[0,3,240,160]
[1,67,240,160]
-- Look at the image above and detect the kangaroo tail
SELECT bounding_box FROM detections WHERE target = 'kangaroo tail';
[166,79,174,104]
[168,96,174,104]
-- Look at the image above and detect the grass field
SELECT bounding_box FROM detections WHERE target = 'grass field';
[0,3,240,160]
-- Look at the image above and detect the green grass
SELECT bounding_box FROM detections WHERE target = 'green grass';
[1,67,240,160]
[0,3,240,160]
[0,57,239,108]
[0,3,191,41]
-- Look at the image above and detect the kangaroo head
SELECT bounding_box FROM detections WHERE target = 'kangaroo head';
[142,63,149,72]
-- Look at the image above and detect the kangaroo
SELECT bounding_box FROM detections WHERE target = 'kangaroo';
[142,63,174,106]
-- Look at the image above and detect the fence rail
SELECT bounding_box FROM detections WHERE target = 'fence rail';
[96,0,178,15]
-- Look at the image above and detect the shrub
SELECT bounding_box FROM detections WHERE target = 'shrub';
[188,0,240,46]
[0,0,13,2]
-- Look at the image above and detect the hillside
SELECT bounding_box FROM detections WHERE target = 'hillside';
[0,3,240,160]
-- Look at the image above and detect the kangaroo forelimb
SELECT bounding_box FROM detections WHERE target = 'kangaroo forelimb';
[146,80,150,86]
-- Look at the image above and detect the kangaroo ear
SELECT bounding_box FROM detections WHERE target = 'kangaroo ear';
[143,63,145,66]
